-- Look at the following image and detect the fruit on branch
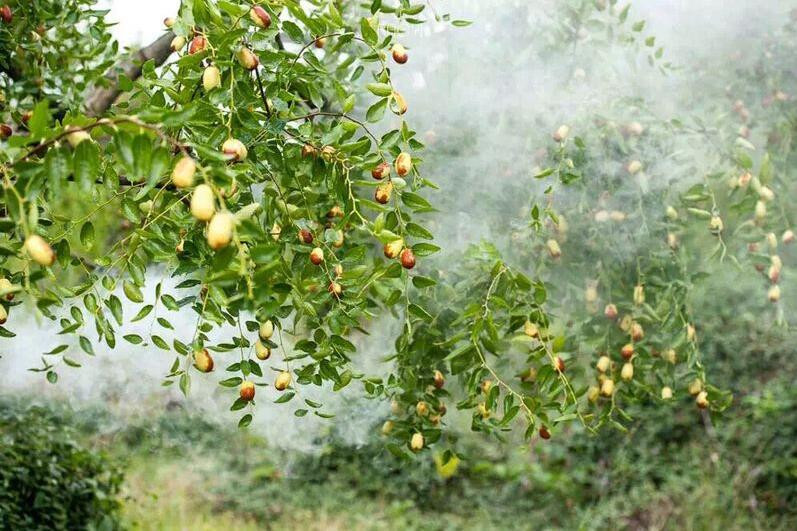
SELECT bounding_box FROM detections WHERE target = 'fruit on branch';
[391,91,408,115]
[236,46,259,70]
[661,386,673,400]
[0,5,12,23]
[371,162,390,180]
[170,36,186,52]
[328,281,343,298]
[433,370,445,389]
[481,380,493,394]
[327,205,344,218]
[766,232,777,252]
[250,6,272,28]
[207,212,234,250]
[24,235,56,266]
[633,285,645,305]
[523,320,540,338]
[240,380,256,401]
[191,184,215,221]
[171,156,196,188]
[625,121,644,136]
[222,138,248,161]
[521,367,537,383]
[604,304,618,320]
[585,285,598,303]
[621,362,634,381]
[334,263,343,278]
[321,145,336,162]
[621,343,634,360]
[754,200,766,222]
[391,43,408,64]
[0,124,11,139]
[202,65,221,91]
[552,125,569,142]
[630,322,644,342]
[270,222,282,241]
[667,233,679,250]
[189,35,207,55]
[596,355,611,373]
[688,378,702,396]
[782,229,795,244]
[255,340,271,361]
[314,37,327,48]
[539,426,551,440]
[0,278,14,301]
[626,160,643,175]
[587,386,600,402]
[65,127,91,147]
[301,144,316,158]
[546,239,561,259]
[600,378,615,397]
[332,231,344,248]
[310,247,324,265]
[696,391,709,409]
[665,349,677,364]
[554,356,566,373]
[410,432,424,451]
[163,17,175,28]
[381,420,394,435]
[709,215,723,234]
[416,401,429,416]
[768,284,781,302]
[20,111,31,125]
[298,229,314,244]
[375,183,393,204]
[395,152,412,176]
[758,185,774,202]
[665,206,679,221]
[259,320,274,341]
[477,403,490,419]
[193,348,214,373]
[400,248,416,269]
[275,371,292,391]
[0,304,7,325]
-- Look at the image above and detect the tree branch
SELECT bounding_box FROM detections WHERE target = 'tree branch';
[84,31,176,117]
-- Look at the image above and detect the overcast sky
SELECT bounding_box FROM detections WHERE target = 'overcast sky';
[101,0,180,46]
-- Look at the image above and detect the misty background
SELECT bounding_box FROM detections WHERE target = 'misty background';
[0,0,793,450]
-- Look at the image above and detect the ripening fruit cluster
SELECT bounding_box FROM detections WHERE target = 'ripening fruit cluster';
[383,368,451,452]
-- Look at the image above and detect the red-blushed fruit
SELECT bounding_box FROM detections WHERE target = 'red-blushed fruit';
[0,124,11,139]
[20,111,32,125]
[552,125,569,142]
[410,432,424,451]
[255,340,271,361]
[240,380,256,401]
[768,284,781,302]
[298,229,314,244]
[696,391,709,409]
[391,43,408,64]
[207,212,234,250]
[222,138,248,161]
[400,248,416,269]
[539,426,551,440]
[391,91,408,115]
[171,156,196,188]
[783,229,796,244]
[375,183,392,204]
[24,235,56,266]
[416,401,429,416]
[188,35,207,54]
[310,247,324,265]
[621,343,634,360]
[301,144,316,158]
[0,5,11,23]
[191,184,215,221]
[604,303,618,320]
[327,205,344,218]
[630,322,644,341]
[433,370,445,389]
[328,281,343,298]
[193,348,214,373]
[314,37,327,48]
[371,161,390,180]
[275,371,292,391]
[0,278,14,301]
[249,5,271,28]
[170,35,186,52]
[395,152,412,176]
[384,240,403,259]
[236,46,259,70]
[554,356,565,372]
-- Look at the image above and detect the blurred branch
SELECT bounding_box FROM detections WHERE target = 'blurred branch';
[85,31,176,117]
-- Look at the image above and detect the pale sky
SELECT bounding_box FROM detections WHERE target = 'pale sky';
[101,0,180,46]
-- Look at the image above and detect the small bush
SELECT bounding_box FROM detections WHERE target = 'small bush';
[0,403,124,530]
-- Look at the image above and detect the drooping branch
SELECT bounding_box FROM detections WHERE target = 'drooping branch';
[84,31,176,117]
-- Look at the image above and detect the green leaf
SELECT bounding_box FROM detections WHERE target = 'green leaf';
[79,222,95,250]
